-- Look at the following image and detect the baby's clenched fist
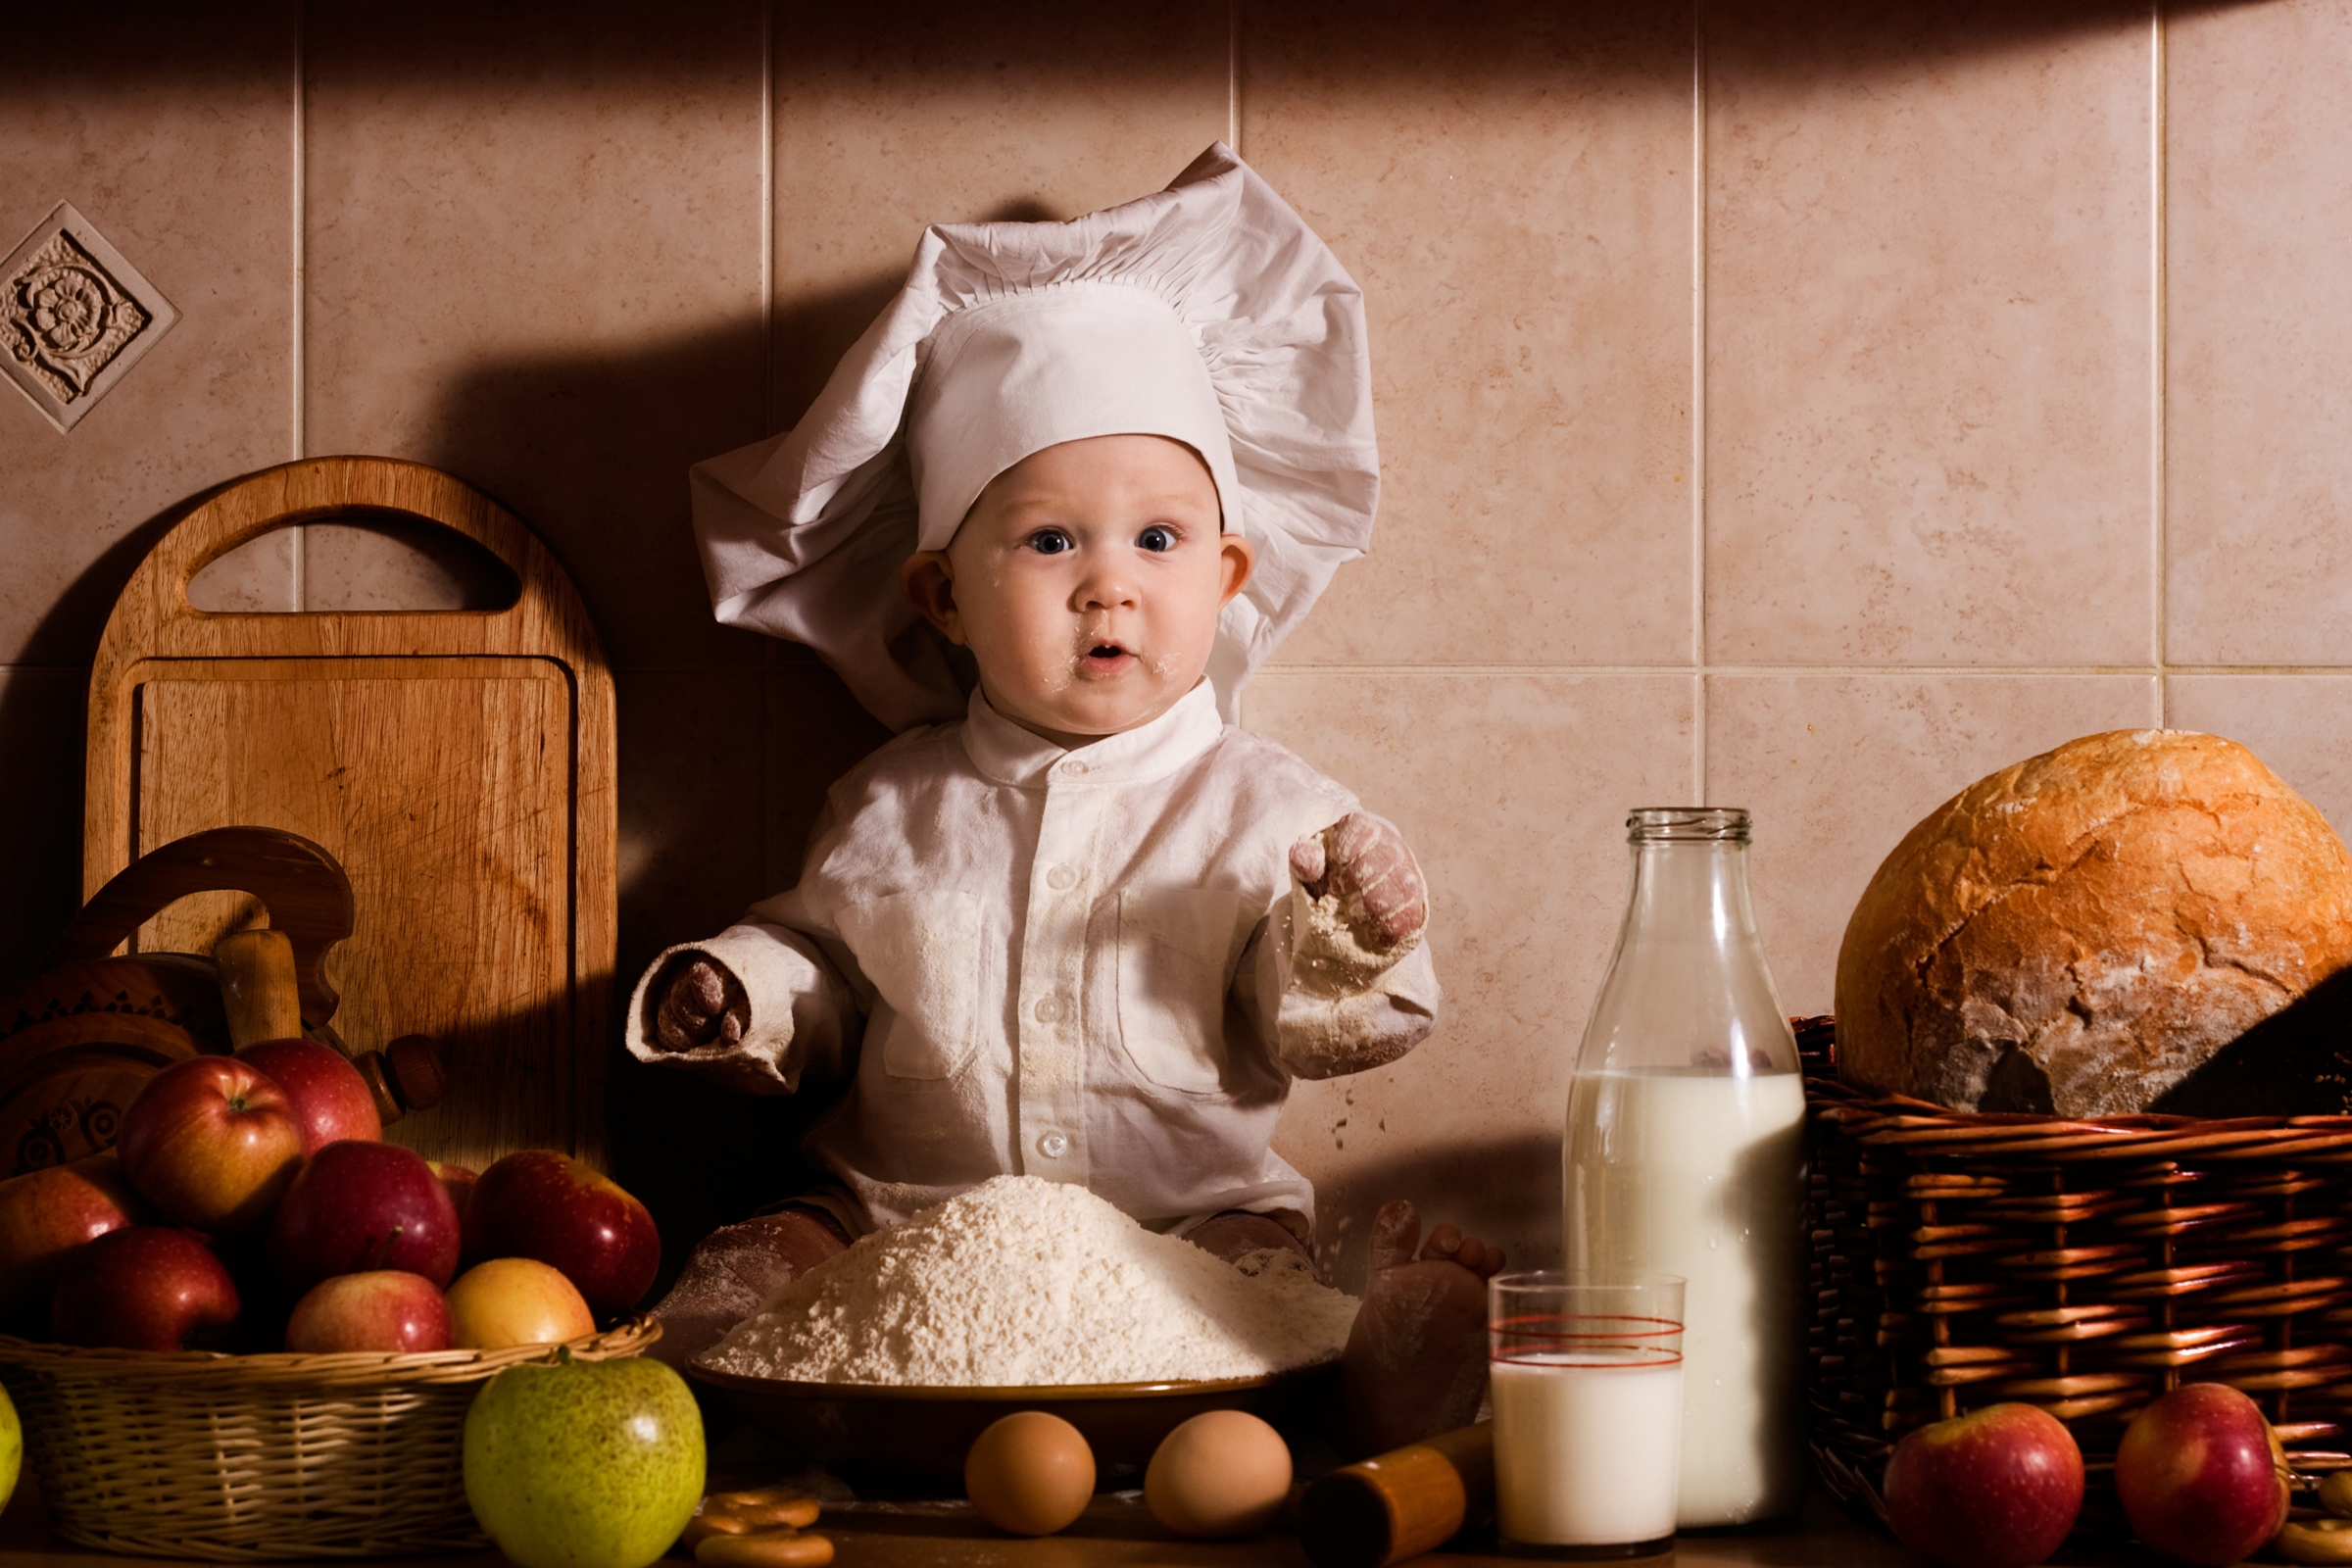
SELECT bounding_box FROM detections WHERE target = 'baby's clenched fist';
[1290,810,1429,951]
[653,956,750,1053]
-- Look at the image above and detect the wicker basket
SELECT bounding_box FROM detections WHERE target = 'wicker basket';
[0,1319,659,1560]
[1800,1017,2352,1530]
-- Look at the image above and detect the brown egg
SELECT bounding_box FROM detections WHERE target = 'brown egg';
[963,1411,1097,1537]
[1145,1410,1293,1538]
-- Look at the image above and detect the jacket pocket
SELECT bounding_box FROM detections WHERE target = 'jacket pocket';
[837,891,983,1080]
[1116,887,1250,1094]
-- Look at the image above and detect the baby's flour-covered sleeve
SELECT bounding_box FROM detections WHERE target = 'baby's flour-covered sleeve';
[1242,892,1442,1080]
[620,920,858,1095]
[619,785,869,1095]
[1230,775,1443,1081]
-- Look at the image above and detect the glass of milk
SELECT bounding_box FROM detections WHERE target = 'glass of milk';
[1490,1271,1686,1557]
[1564,808,1807,1530]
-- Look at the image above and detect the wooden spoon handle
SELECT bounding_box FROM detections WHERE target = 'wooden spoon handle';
[216,928,302,1049]
[48,826,355,1029]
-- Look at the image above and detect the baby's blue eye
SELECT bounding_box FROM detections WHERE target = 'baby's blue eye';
[1027,529,1072,555]
[1138,525,1176,553]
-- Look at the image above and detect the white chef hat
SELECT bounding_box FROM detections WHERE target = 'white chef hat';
[688,142,1378,730]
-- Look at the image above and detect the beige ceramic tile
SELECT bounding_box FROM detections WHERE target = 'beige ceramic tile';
[2166,676,2352,843]
[1246,671,1695,1282]
[771,0,1230,427]
[186,527,299,613]
[2166,1,2352,663]
[1704,2,2154,664]
[302,1,766,671]
[1242,1,1696,667]
[0,10,292,663]
[303,520,516,612]
[1704,672,2160,1017]
[0,668,84,992]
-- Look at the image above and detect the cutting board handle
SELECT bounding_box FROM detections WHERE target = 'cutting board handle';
[47,826,355,1029]
[155,456,546,628]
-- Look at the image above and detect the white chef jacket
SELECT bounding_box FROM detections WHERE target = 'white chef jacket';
[621,679,1441,1238]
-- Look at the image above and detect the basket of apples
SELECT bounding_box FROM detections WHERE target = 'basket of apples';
[0,1042,665,1561]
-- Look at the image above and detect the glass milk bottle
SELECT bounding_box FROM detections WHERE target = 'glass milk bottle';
[1563,808,1806,1529]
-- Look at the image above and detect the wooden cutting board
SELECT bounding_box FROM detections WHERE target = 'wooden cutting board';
[83,456,616,1172]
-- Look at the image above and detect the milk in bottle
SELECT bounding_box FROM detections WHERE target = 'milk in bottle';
[1563,808,1806,1528]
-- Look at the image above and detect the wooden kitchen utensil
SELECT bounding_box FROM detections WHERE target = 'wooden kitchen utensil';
[82,456,617,1170]
[1298,1422,1495,1568]
[0,825,353,1176]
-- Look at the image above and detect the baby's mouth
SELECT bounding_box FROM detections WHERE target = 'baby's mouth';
[1078,640,1138,676]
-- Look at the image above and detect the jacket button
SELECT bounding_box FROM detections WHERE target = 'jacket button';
[1037,1131,1070,1159]
[1046,863,1079,891]
[1033,995,1066,1023]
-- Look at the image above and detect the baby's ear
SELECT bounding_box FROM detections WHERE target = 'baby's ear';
[1217,533,1255,606]
[900,551,965,644]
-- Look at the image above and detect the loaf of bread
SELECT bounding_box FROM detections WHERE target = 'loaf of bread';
[1835,729,2352,1115]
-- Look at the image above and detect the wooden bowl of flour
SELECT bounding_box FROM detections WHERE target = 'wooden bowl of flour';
[687,1362,1335,1476]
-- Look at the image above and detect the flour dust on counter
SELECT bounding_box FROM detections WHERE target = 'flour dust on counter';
[701,1176,1357,1386]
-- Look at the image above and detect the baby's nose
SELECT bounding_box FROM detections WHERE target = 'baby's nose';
[1074,567,1140,610]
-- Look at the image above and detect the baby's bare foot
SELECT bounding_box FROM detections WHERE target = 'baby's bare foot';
[646,1209,849,1369]
[1335,1199,1505,1457]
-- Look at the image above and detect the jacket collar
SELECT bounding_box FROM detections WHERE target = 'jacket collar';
[960,679,1224,789]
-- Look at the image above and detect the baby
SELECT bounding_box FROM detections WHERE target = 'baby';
[631,146,1498,1452]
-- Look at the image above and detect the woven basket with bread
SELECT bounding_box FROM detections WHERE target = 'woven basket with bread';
[1806,730,2352,1531]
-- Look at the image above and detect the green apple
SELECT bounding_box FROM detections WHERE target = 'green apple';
[0,1381,19,1515]
[463,1353,702,1568]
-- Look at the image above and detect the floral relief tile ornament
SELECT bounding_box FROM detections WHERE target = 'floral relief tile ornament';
[1,202,178,432]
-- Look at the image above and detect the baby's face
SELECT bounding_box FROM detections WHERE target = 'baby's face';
[903,434,1251,748]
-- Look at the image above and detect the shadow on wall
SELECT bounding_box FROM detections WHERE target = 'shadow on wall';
[415,297,897,1282]
[1309,1133,1565,1294]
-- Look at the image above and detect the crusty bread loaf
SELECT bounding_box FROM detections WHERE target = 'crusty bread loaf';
[1835,730,2352,1115]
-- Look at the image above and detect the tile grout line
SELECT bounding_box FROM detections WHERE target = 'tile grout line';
[2152,0,2169,726]
[1256,663,2352,678]
[760,0,777,886]
[1235,0,1246,153]
[289,0,307,608]
[1691,0,1709,805]
[761,0,774,436]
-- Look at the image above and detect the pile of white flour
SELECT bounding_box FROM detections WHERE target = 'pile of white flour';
[698,1176,1359,1387]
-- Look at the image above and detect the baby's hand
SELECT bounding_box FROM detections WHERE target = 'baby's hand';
[653,956,750,1053]
[1290,811,1429,951]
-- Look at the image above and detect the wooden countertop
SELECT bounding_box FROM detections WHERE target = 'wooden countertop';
[0,1475,1933,1568]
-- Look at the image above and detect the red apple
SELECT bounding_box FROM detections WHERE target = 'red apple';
[0,1154,148,1332]
[270,1140,463,1292]
[284,1270,453,1353]
[116,1055,305,1234]
[1883,1403,2083,1568]
[237,1038,381,1152]
[430,1161,480,1241]
[2115,1383,2289,1565]
[51,1226,239,1350]
[466,1152,661,1314]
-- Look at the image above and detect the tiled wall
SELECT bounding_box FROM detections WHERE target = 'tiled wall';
[5,0,2344,1279]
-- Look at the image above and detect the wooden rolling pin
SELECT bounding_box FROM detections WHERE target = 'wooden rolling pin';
[1298,1422,1494,1568]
